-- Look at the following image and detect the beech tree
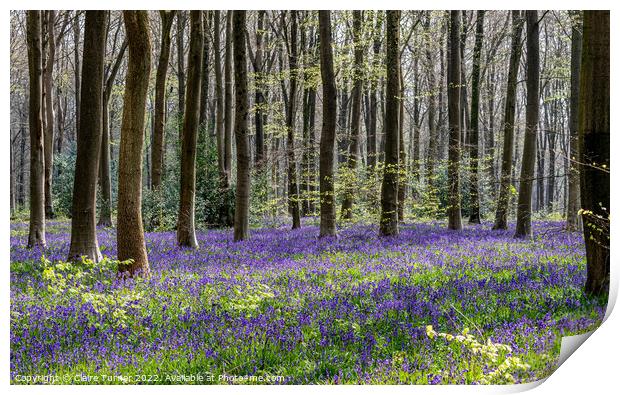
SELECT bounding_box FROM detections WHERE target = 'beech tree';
[117,10,151,276]
[379,10,400,237]
[177,11,204,248]
[566,11,582,231]
[468,10,484,224]
[447,10,462,231]
[318,10,337,237]
[26,10,46,248]
[43,10,56,219]
[579,11,610,297]
[493,11,524,230]
[151,11,176,191]
[233,10,251,242]
[341,10,364,220]
[99,35,127,227]
[286,10,301,229]
[515,10,540,238]
[68,10,107,262]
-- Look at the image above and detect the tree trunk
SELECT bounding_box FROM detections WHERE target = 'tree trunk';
[379,10,400,237]
[318,10,337,237]
[397,58,406,222]
[254,10,266,165]
[424,12,438,200]
[515,10,540,238]
[447,11,462,231]
[73,11,81,141]
[286,11,301,229]
[198,11,210,131]
[117,10,151,276]
[580,11,609,297]
[151,11,175,191]
[177,11,203,249]
[176,11,186,127]
[468,11,484,224]
[341,10,363,220]
[493,11,524,230]
[68,11,107,262]
[99,39,127,227]
[213,11,228,189]
[224,11,234,183]
[367,12,382,171]
[43,10,56,219]
[232,10,250,241]
[26,10,46,248]
[566,12,582,231]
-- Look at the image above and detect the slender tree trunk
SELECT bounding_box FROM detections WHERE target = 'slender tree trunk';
[213,11,228,188]
[286,11,301,229]
[380,10,400,236]
[117,10,151,276]
[198,11,210,131]
[367,12,382,171]
[424,12,438,199]
[224,11,234,183]
[447,11,462,231]
[397,58,406,222]
[18,107,26,208]
[580,11,609,297]
[515,10,540,238]
[151,11,175,191]
[232,10,250,241]
[254,10,266,165]
[341,10,363,220]
[493,11,524,230]
[98,40,127,227]
[68,11,108,262]
[176,11,186,127]
[566,12,582,231]
[318,10,337,237]
[468,11,484,224]
[177,11,203,248]
[43,10,56,219]
[26,11,46,248]
[73,11,81,141]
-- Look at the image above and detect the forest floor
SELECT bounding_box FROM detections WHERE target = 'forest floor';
[10,219,605,384]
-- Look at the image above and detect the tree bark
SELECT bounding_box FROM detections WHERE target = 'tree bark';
[379,10,400,236]
[198,11,210,131]
[117,10,151,276]
[318,11,337,237]
[468,11,484,224]
[367,12,382,171]
[98,39,127,227]
[73,11,81,141]
[68,11,108,262]
[232,10,251,241]
[213,11,228,189]
[514,10,540,238]
[493,11,524,230]
[151,11,176,191]
[43,10,56,219]
[424,12,438,200]
[341,10,363,220]
[579,11,609,297]
[224,11,234,183]
[177,11,203,248]
[176,11,186,126]
[566,11,582,231]
[286,11,302,229]
[254,10,266,165]
[447,11,463,231]
[26,10,46,248]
